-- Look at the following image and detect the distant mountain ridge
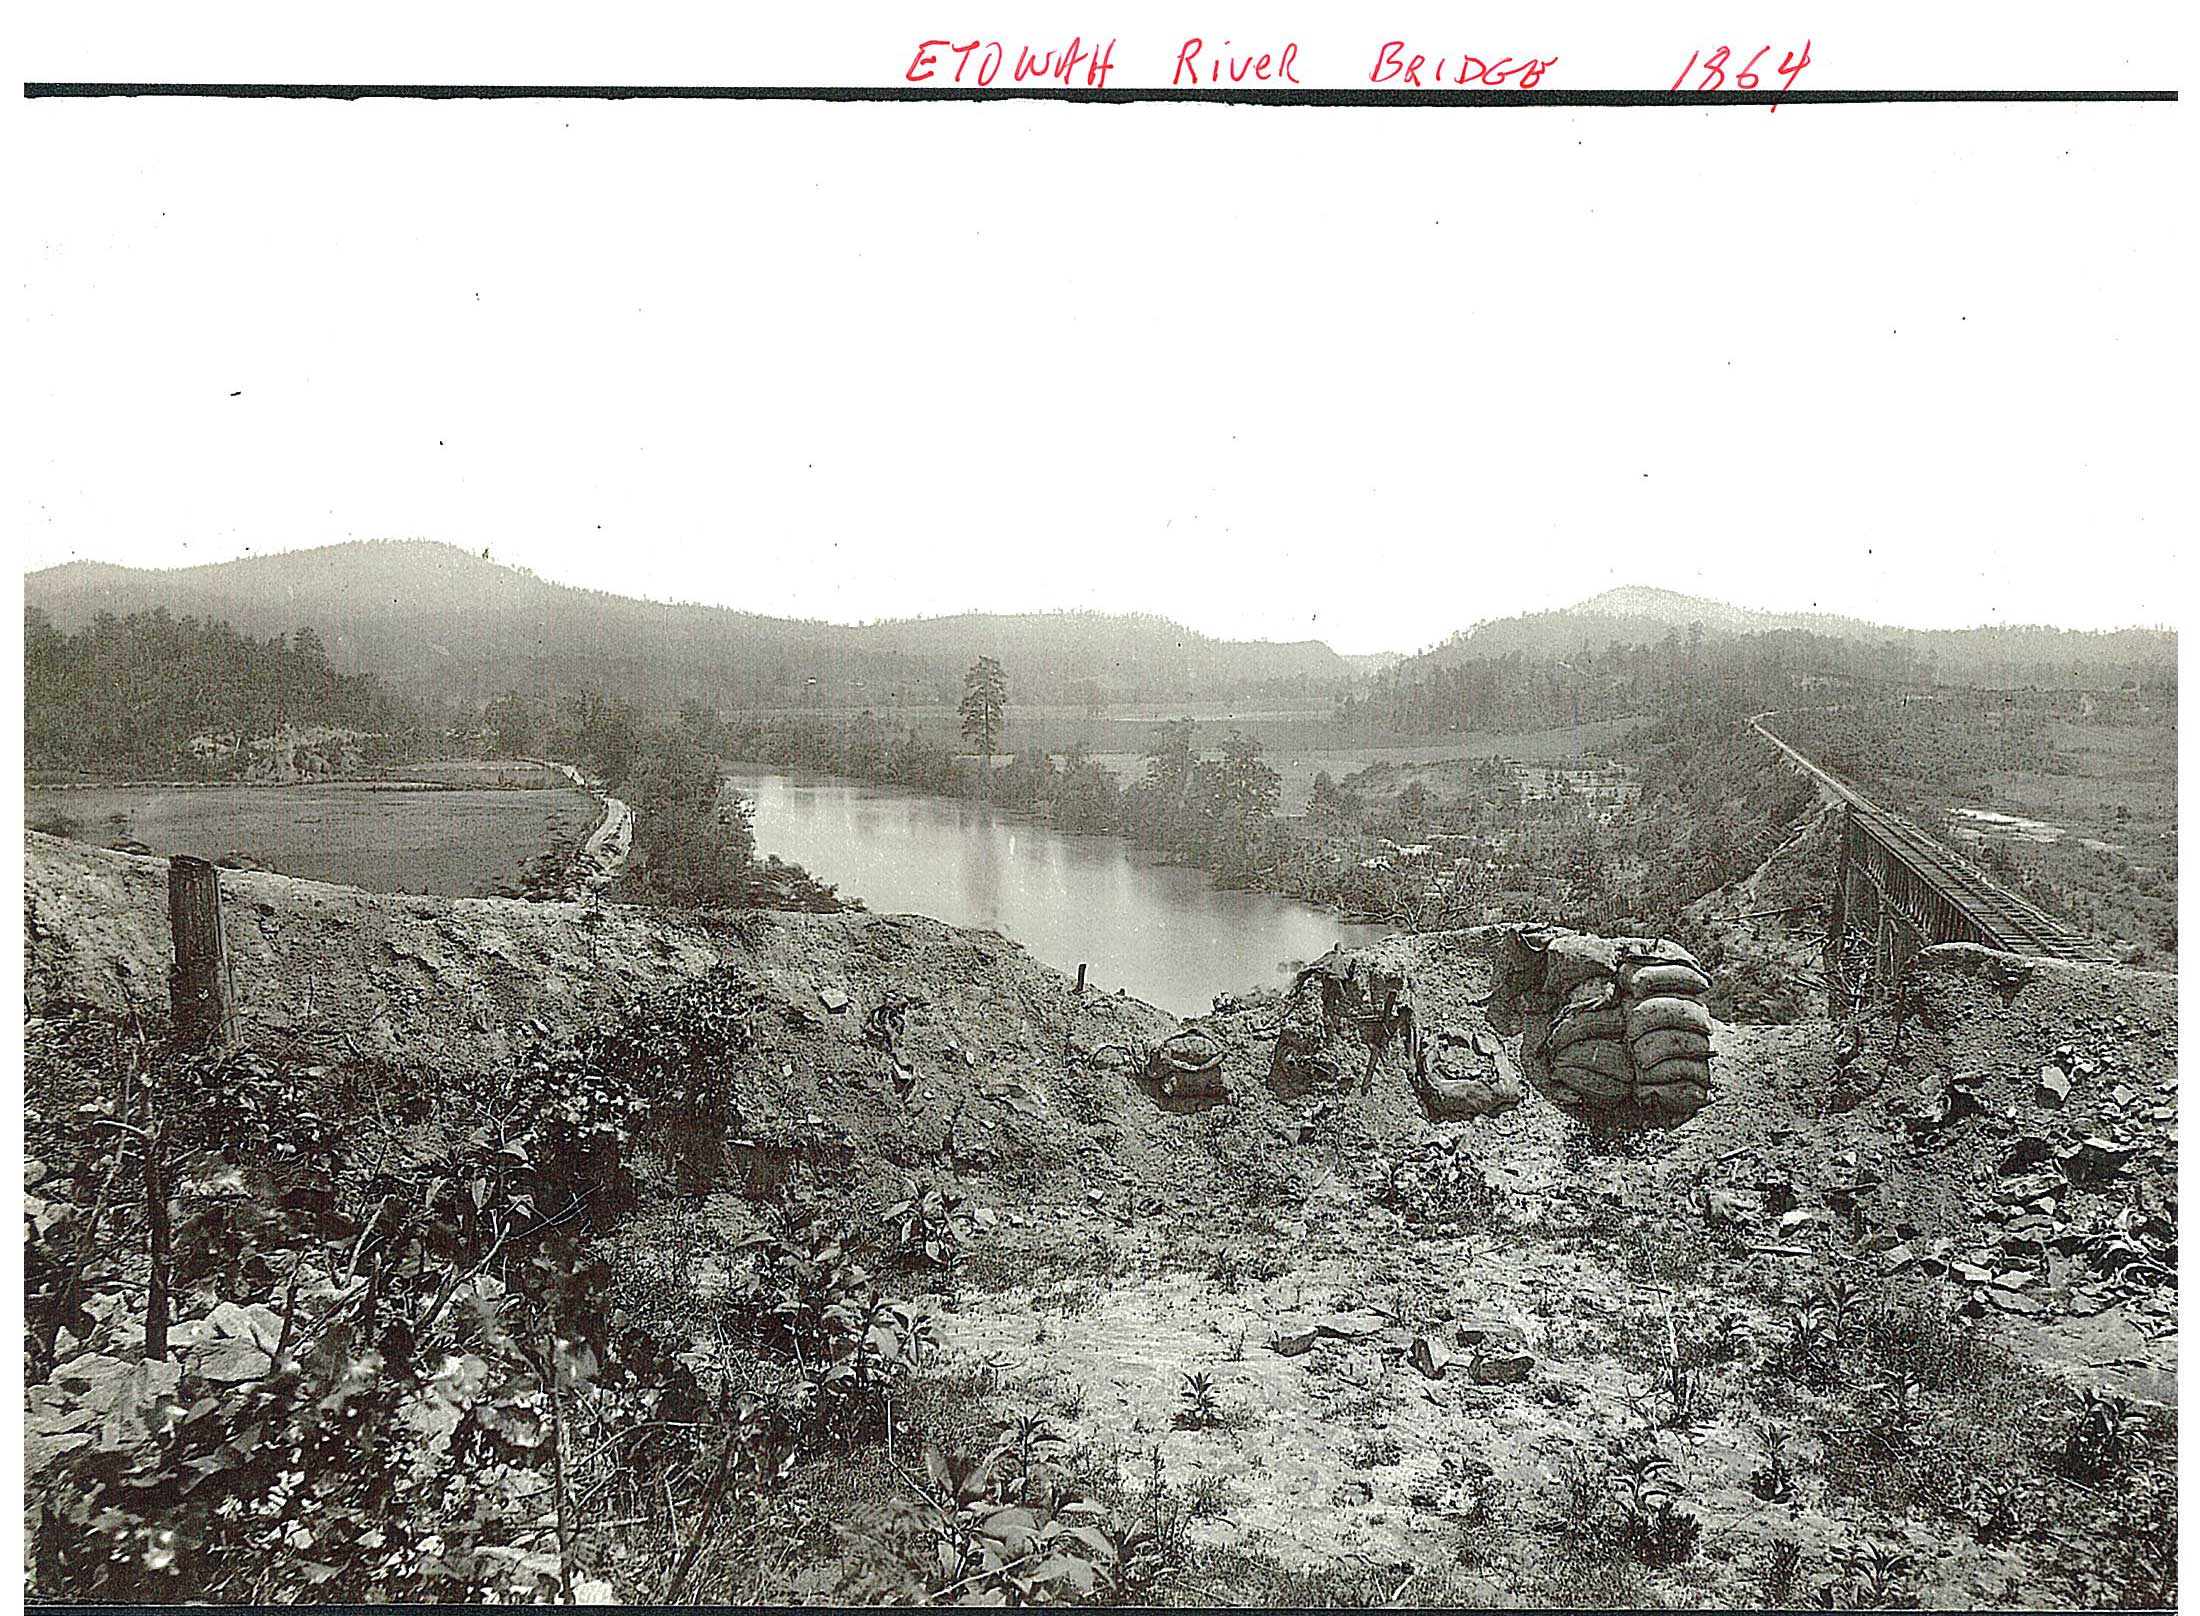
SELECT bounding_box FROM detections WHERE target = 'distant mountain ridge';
[1423,585,2174,686]
[24,541,1356,709]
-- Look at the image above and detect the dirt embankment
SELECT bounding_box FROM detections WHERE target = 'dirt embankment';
[22,833,2180,1604]
[24,831,1185,1186]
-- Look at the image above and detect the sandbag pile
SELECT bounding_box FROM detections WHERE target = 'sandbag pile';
[1148,1025,1231,1101]
[1270,947,1411,1097]
[1496,928,1715,1122]
[1269,941,1524,1120]
[1415,1025,1524,1119]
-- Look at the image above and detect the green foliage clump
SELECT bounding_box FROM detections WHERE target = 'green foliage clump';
[25,1039,711,1604]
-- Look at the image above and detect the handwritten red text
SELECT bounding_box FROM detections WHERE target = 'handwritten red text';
[906,37,1119,88]
[1670,41,1813,109]
[1369,44,1558,88]
[1172,38,1301,86]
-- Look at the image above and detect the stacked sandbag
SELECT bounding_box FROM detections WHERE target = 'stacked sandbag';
[1545,976,1631,1103]
[1619,953,1714,1119]
[1500,927,1715,1123]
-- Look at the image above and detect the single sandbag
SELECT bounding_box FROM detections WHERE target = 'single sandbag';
[1627,961,1712,998]
[1631,1027,1713,1070]
[1639,1054,1712,1091]
[1551,1060,1631,1102]
[1541,933,1622,997]
[1163,1064,1229,1100]
[1626,996,1713,1040]
[1549,1036,1631,1101]
[1634,1080,1710,1119]
[1551,1036,1629,1081]
[1419,1029,1523,1119]
[1549,999,1626,1054]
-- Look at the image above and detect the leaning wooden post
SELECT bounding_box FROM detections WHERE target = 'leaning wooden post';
[167,855,231,1049]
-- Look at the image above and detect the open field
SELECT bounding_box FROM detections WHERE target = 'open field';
[388,758,576,789]
[23,782,597,897]
[1767,696,2176,967]
[748,704,1640,817]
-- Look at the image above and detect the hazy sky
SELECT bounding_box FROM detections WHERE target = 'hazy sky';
[19,98,2183,654]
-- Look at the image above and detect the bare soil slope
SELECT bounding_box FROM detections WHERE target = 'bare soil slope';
[22,834,2178,1607]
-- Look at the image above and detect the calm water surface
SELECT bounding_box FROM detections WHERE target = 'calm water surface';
[735,773,1388,1017]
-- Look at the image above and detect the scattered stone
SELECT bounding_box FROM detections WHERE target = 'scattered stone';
[1272,1329,1319,1357]
[2036,1064,2071,1107]
[1316,1311,1390,1342]
[1469,1350,1534,1385]
[1454,1319,1515,1349]
[2058,1136,2140,1185]
[1409,1334,1452,1380]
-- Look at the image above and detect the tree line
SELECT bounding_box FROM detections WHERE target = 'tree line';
[24,608,414,778]
[1348,623,2176,740]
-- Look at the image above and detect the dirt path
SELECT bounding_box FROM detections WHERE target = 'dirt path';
[578,793,632,887]
[525,757,632,887]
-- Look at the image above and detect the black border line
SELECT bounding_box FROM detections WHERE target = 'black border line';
[20,83,2181,105]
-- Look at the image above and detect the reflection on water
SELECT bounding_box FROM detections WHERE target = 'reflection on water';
[735,773,1389,1018]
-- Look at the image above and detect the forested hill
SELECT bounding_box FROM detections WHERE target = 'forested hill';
[24,608,412,779]
[1423,587,2175,690]
[25,542,1353,709]
[1343,592,2175,738]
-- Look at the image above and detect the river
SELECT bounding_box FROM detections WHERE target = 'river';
[733,773,1390,1018]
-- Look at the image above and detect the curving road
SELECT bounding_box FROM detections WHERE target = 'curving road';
[527,758,632,889]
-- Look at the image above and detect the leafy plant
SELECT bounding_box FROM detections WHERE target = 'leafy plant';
[1661,1362,1705,1430]
[1828,1541,1916,1609]
[1822,1275,1862,1342]
[1178,1370,1223,1431]
[1762,1538,1803,1606]
[1714,1306,1757,1364]
[1783,1297,1837,1385]
[1749,1420,1796,1503]
[884,1179,971,1269]
[1612,1448,1699,1567]
[2058,1388,2149,1479]
[1971,1474,2028,1546]
[1878,1375,1926,1452]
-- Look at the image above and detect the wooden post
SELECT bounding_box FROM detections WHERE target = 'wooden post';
[142,1103,170,1361]
[167,855,230,1048]
[1075,963,1088,996]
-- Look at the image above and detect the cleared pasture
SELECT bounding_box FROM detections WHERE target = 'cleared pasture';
[24,783,598,898]
[394,759,574,789]
[746,702,1642,813]
[1089,718,1644,812]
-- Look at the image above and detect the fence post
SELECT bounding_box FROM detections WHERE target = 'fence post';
[167,855,231,1048]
